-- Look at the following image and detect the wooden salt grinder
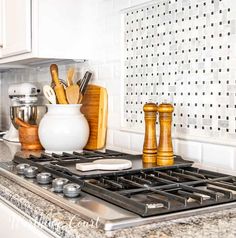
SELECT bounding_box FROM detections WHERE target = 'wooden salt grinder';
[142,103,158,163]
[157,103,174,166]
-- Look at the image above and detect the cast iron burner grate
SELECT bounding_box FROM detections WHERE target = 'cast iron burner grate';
[13,150,236,217]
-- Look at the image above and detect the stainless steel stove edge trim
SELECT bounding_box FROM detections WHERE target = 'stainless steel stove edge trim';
[104,202,236,231]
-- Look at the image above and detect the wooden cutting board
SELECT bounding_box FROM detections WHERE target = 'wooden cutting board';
[81,84,108,150]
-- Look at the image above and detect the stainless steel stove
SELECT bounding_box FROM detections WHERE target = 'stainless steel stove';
[1,150,236,231]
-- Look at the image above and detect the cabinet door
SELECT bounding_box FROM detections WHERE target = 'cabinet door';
[1,0,31,57]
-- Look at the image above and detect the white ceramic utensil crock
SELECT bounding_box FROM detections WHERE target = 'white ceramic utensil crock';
[38,104,89,154]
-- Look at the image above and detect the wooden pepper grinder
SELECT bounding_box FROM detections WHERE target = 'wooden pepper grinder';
[157,103,174,166]
[142,103,158,163]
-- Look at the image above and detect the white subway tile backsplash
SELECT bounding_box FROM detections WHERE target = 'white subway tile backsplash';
[107,112,121,130]
[98,63,113,82]
[175,140,202,163]
[113,130,131,150]
[108,95,121,114]
[202,143,235,169]
[106,129,114,147]
[113,62,121,79]
[106,80,122,97]
[130,132,144,153]
[107,96,114,114]
[172,139,177,153]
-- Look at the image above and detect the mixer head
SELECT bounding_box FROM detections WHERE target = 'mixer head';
[8,83,41,105]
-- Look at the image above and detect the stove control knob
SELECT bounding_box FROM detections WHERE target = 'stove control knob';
[36,172,52,185]
[23,166,38,178]
[52,178,69,193]
[63,183,81,198]
[16,163,30,175]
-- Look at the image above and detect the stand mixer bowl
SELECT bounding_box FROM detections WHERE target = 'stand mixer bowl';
[10,105,47,129]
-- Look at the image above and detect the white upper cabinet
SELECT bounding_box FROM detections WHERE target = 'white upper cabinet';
[0,0,85,65]
[1,0,31,58]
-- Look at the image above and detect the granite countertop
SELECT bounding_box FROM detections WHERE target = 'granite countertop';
[0,141,236,238]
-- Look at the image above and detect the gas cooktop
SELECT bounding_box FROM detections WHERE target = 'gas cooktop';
[0,150,236,231]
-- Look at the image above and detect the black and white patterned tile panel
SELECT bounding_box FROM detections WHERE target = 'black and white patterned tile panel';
[123,0,236,142]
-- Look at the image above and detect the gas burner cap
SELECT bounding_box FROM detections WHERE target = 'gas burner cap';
[23,166,38,178]
[16,163,30,175]
[63,183,81,198]
[36,172,52,185]
[52,178,69,193]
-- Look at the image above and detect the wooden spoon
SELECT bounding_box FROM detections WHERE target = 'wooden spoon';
[65,68,81,104]
[50,64,68,104]
[67,68,76,86]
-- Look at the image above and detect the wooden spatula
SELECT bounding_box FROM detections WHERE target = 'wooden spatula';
[50,64,68,104]
[65,68,81,104]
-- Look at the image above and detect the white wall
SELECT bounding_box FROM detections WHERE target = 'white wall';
[0,0,236,172]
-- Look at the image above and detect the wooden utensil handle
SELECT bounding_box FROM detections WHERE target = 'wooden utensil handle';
[142,103,158,163]
[50,64,58,73]
[67,78,73,87]
[67,68,75,86]
[54,86,68,104]
[157,103,174,166]
[50,64,60,86]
